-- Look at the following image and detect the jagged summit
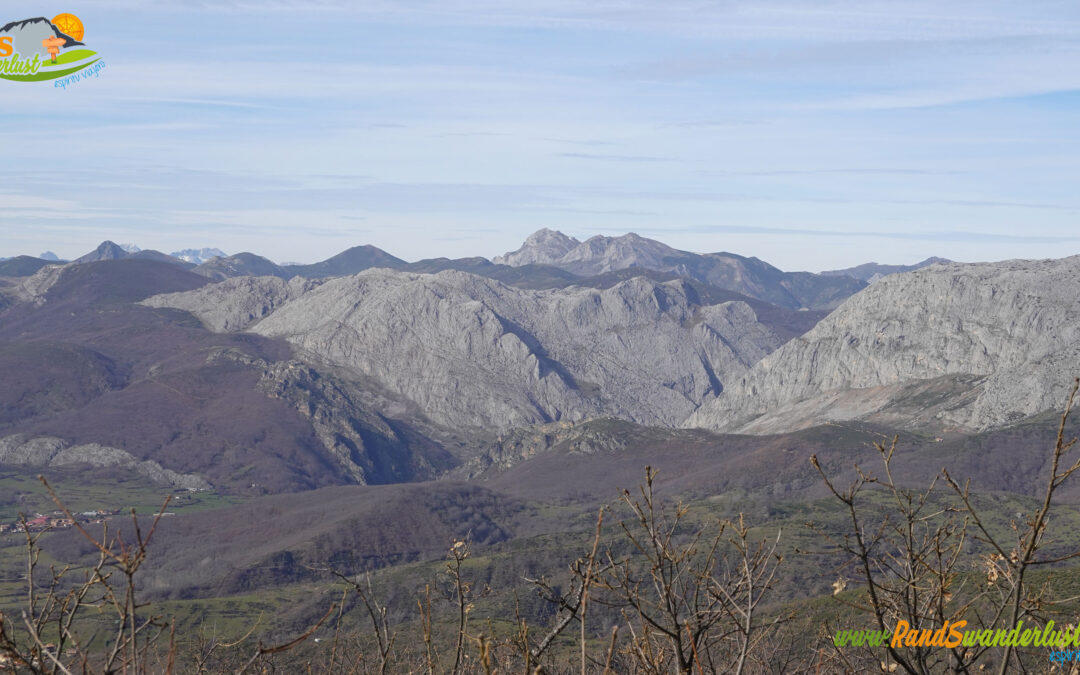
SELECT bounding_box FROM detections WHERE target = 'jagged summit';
[145,267,788,432]
[171,248,227,265]
[493,229,866,309]
[561,232,679,271]
[493,228,581,266]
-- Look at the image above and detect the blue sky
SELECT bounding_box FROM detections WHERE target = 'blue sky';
[1,1,1079,271]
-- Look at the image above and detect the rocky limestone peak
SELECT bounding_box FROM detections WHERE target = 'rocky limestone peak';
[685,255,1080,434]
[560,232,679,272]
[493,228,581,266]
[0,434,210,490]
[492,229,865,310]
[12,263,72,304]
[146,267,788,432]
[141,275,322,331]
[525,228,579,249]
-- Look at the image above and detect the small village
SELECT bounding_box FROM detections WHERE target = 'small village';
[0,487,207,538]
[0,508,117,535]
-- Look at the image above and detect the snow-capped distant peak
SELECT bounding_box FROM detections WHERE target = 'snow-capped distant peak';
[170,248,227,265]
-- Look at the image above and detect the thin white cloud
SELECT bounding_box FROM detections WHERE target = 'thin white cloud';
[1,0,1078,270]
[0,194,83,211]
[85,1,1080,41]
[559,152,675,162]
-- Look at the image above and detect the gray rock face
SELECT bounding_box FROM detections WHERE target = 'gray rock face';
[0,434,211,490]
[149,269,786,432]
[9,263,67,304]
[686,256,1080,434]
[142,276,323,332]
[493,229,866,310]
[496,231,679,272]
[203,346,453,485]
[459,419,628,478]
[551,232,681,272]
[494,228,582,266]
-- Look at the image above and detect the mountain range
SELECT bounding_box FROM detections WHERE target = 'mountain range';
[0,243,224,275]
[2,232,931,308]
[73,241,195,267]
[821,256,951,283]
[3,228,1080,654]
[494,229,868,309]
[1,229,1075,497]
[2,228,1071,486]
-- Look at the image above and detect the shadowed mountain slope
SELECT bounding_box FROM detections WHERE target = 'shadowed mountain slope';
[193,252,291,281]
[0,256,54,277]
[0,260,454,493]
[284,245,408,277]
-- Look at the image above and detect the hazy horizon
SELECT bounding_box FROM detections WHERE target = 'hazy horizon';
[3,1,1079,272]
[0,229,974,274]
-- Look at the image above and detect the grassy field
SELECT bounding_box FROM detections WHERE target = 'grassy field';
[0,470,241,523]
[0,471,244,624]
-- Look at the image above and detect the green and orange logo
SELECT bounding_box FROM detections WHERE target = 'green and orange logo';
[0,14,103,83]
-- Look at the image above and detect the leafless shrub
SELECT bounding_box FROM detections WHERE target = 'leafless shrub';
[566,466,787,674]
[14,381,1080,675]
[812,377,1080,674]
[0,477,174,675]
[0,477,326,675]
